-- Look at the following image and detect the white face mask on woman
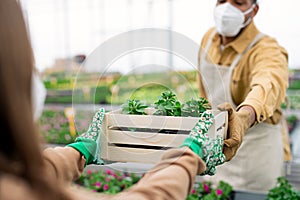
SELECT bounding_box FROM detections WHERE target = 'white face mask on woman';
[214,3,255,37]
[31,73,46,121]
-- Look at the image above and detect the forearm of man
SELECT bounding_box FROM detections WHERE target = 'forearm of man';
[238,105,256,127]
[236,36,288,124]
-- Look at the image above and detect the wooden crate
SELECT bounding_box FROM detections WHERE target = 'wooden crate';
[100,109,228,164]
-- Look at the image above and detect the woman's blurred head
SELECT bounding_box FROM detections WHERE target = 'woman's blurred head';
[0,0,39,173]
[0,1,67,199]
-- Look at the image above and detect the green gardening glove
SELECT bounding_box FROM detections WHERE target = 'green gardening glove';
[181,111,226,175]
[67,108,105,165]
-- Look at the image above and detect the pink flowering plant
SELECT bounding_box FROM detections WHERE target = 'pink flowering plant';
[187,181,232,200]
[75,169,141,194]
[76,170,233,199]
[39,109,95,144]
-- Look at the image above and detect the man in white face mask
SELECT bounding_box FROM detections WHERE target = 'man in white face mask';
[214,0,257,38]
[197,0,291,192]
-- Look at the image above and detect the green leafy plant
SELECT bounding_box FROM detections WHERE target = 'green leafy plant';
[287,115,298,124]
[153,90,182,116]
[286,114,298,133]
[267,177,300,200]
[121,99,148,115]
[182,97,211,117]
[187,181,232,200]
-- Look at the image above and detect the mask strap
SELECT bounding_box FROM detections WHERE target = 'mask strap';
[244,4,256,15]
[242,4,256,27]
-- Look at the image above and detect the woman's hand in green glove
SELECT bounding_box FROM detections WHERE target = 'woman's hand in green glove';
[67,108,105,165]
[181,111,226,175]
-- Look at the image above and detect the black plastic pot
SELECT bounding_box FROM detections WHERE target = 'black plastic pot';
[231,190,267,200]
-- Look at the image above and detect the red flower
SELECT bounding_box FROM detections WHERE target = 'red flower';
[105,169,113,175]
[216,189,223,196]
[103,184,109,191]
[113,173,119,179]
[191,189,196,194]
[95,182,102,188]
[203,183,210,193]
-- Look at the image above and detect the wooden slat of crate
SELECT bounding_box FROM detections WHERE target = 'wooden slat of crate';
[102,146,165,164]
[100,109,227,163]
[106,109,227,138]
[106,130,186,147]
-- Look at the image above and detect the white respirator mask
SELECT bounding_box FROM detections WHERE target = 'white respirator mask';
[31,73,46,121]
[214,3,255,37]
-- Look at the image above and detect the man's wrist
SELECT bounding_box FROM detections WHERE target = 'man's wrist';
[238,105,256,126]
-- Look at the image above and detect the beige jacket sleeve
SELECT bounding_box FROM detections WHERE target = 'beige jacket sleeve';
[113,147,206,200]
[42,147,86,184]
[0,147,206,200]
[0,147,86,200]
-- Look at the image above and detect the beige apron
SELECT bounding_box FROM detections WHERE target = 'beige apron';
[199,31,284,192]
